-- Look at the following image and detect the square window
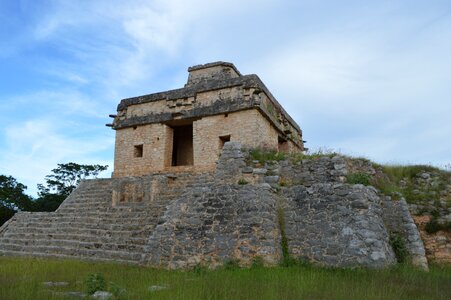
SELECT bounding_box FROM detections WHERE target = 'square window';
[219,135,231,149]
[134,144,143,157]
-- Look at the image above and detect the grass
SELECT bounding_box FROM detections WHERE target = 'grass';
[249,147,337,164]
[0,257,450,300]
[369,164,451,206]
[346,172,372,186]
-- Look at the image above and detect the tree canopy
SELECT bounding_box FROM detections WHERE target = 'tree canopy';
[0,175,34,225]
[37,163,108,197]
[0,162,108,224]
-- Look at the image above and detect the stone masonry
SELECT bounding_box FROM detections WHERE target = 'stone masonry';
[0,142,427,269]
[109,62,304,177]
[0,62,428,269]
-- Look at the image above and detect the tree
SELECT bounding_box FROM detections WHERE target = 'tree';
[35,162,108,211]
[38,162,108,197]
[0,175,34,211]
[0,175,34,225]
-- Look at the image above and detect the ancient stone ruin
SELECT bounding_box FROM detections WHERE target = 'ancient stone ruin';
[0,62,428,269]
[110,61,304,177]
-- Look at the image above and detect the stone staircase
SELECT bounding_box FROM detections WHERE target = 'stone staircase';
[0,172,215,264]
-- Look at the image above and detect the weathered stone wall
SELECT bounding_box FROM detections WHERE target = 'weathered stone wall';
[0,142,428,270]
[282,184,396,268]
[194,110,279,168]
[114,109,282,177]
[186,62,241,86]
[279,156,348,186]
[382,197,429,270]
[413,215,451,264]
[143,184,281,268]
[113,123,172,177]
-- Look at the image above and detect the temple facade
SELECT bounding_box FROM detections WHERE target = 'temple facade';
[109,62,304,177]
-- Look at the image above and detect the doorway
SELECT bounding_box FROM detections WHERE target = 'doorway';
[171,124,194,166]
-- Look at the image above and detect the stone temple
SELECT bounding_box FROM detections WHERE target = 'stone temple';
[0,62,428,270]
[110,61,304,177]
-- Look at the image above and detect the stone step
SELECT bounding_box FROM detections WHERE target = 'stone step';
[16,214,160,223]
[16,211,158,220]
[8,221,151,232]
[9,217,157,226]
[0,243,142,262]
[6,226,151,238]
[2,232,148,245]
[0,250,140,265]
[0,237,146,252]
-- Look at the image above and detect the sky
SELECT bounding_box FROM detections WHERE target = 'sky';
[0,0,450,196]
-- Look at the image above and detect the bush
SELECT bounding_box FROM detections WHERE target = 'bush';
[251,256,264,268]
[238,178,249,185]
[109,281,126,297]
[389,233,409,263]
[249,148,286,163]
[191,263,207,275]
[425,219,440,234]
[85,273,106,295]
[223,259,240,270]
[346,173,371,186]
[425,218,451,234]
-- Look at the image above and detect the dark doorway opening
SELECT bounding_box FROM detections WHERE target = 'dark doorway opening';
[219,135,231,150]
[171,124,194,166]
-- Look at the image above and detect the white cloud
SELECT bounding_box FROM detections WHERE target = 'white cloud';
[0,119,113,196]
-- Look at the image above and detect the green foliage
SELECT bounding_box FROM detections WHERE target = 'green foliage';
[191,263,208,275]
[38,162,108,198]
[0,175,34,211]
[371,164,451,206]
[223,259,240,270]
[85,273,106,295]
[346,173,372,186]
[34,162,108,213]
[0,204,15,226]
[1,257,451,300]
[0,163,108,225]
[389,233,409,264]
[108,281,126,297]
[248,147,338,166]
[279,177,290,187]
[277,207,291,266]
[424,218,451,234]
[249,148,286,163]
[425,219,440,234]
[238,178,249,185]
[33,193,66,212]
[0,175,34,226]
[251,256,264,269]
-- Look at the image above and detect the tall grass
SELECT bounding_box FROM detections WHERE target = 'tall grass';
[0,257,450,300]
[371,164,451,205]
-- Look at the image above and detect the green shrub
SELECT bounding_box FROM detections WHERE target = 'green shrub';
[223,259,240,270]
[85,273,106,295]
[251,256,264,269]
[192,263,208,275]
[425,218,451,234]
[277,207,291,267]
[249,148,286,163]
[389,233,409,264]
[346,173,371,186]
[425,219,440,234]
[238,178,249,185]
[109,281,126,297]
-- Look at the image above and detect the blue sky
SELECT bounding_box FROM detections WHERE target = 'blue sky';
[1,0,450,196]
